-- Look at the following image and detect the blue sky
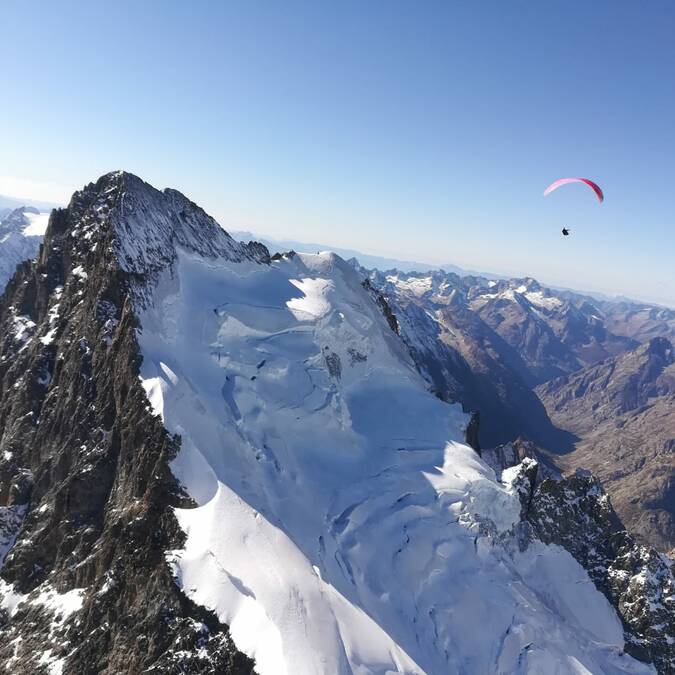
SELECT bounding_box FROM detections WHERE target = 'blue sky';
[2,1,674,305]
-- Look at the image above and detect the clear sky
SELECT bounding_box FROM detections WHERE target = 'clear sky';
[2,1,674,305]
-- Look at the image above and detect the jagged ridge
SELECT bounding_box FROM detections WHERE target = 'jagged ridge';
[0,173,257,673]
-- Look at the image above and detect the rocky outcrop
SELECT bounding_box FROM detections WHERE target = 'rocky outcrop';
[0,173,257,674]
[481,437,560,482]
[479,445,675,672]
[361,277,399,334]
[485,446,674,672]
[526,469,675,672]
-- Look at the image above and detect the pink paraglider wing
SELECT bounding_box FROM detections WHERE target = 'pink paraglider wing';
[543,177,604,202]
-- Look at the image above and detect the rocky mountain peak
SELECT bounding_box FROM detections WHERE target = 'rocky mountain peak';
[56,171,270,283]
[0,172,257,673]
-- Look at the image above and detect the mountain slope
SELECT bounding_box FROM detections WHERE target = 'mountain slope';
[561,294,675,345]
[467,277,641,381]
[0,172,670,673]
[0,207,49,292]
[368,270,570,449]
[135,202,657,672]
[0,173,261,673]
[364,269,581,449]
[360,267,675,554]
[537,338,675,551]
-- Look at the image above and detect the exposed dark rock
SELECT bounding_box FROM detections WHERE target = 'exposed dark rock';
[0,172,256,674]
[464,411,480,453]
[526,469,675,672]
[270,249,296,262]
[361,277,399,334]
[324,348,342,379]
[482,438,560,484]
[347,347,367,365]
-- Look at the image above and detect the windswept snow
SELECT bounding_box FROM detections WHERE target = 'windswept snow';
[70,265,88,280]
[137,250,653,675]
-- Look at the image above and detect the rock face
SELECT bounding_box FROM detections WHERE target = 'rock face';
[0,173,258,674]
[481,437,561,482]
[537,337,675,551]
[479,446,675,673]
[526,469,675,673]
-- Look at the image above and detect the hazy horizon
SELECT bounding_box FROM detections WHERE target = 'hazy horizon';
[2,181,673,309]
[3,2,674,306]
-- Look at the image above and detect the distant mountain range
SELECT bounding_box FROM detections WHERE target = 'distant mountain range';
[0,206,50,291]
[231,229,487,277]
[0,193,61,214]
[231,229,674,309]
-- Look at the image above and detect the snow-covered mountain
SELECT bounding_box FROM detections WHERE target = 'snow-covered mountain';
[0,172,673,673]
[0,206,49,292]
[361,269,576,449]
[357,267,675,553]
[373,271,647,386]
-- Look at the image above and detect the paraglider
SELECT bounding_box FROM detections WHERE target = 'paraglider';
[543,177,604,202]
[544,177,603,236]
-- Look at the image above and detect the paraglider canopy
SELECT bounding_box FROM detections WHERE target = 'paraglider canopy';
[543,178,604,202]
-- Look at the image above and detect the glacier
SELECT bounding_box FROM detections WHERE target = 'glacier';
[136,245,653,675]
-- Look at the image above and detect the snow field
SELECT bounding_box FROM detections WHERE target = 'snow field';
[138,250,653,675]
